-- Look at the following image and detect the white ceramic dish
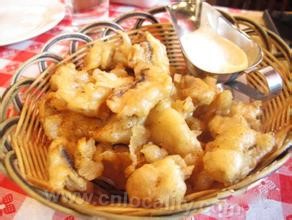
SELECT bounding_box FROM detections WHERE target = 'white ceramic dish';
[0,0,65,46]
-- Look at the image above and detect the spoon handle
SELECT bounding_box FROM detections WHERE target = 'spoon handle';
[225,66,283,100]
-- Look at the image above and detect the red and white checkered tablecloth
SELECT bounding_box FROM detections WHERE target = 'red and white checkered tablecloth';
[0,2,291,220]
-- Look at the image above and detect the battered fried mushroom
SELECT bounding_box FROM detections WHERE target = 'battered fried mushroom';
[126,155,193,206]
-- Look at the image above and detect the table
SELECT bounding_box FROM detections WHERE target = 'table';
[0,2,291,220]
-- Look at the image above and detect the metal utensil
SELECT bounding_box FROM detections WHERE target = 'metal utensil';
[167,0,283,100]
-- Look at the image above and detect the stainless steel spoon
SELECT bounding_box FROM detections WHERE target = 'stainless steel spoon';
[167,0,283,100]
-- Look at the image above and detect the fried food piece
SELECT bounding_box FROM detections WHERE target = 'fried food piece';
[128,42,151,75]
[39,95,104,142]
[84,40,115,70]
[208,114,250,136]
[250,132,275,165]
[126,155,193,206]
[203,148,246,185]
[84,31,132,71]
[93,115,144,144]
[205,90,233,116]
[107,79,167,117]
[204,75,217,89]
[48,138,88,191]
[123,125,151,176]
[183,151,204,166]
[140,66,174,94]
[193,90,233,132]
[147,101,202,157]
[128,32,169,76]
[112,31,133,67]
[110,64,129,77]
[205,116,253,185]
[140,143,168,163]
[145,32,169,73]
[50,63,132,116]
[203,115,275,185]
[230,101,262,130]
[128,125,150,167]
[41,114,62,140]
[74,138,103,181]
[213,90,233,115]
[172,97,196,120]
[107,32,173,118]
[108,32,173,118]
[179,75,217,106]
[207,115,257,152]
[56,112,103,141]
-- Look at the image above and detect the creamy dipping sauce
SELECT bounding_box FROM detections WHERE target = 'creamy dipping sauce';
[180,28,248,73]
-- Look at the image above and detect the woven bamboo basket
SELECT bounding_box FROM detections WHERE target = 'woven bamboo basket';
[0,7,291,219]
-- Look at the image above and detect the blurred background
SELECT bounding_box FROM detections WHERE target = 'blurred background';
[207,0,292,11]
[112,0,292,11]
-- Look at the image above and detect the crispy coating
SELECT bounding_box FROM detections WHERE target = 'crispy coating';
[179,75,217,106]
[172,97,196,120]
[128,42,151,75]
[84,40,115,70]
[213,90,233,115]
[203,115,275,185]
[74,138,103,181]
[41,114,62,140]
[128,32,169,76]
[126,155,193,206]
[107,75,172,117]
[110,64,130,77]
[203,148,247,185]
[128,125,150,166]
[39,95,103,143]
[140,143,168,163]
[112,31,133,67]
[107,32,172,118]
[207,115,257,152]
[145,32,169,73]
[204,90,233,116]
[230,101,262,130]
[147,101,202,158]
[48,138,88,191]
[250,133,275,165]
[50,63,132,116]
[108,44,173,118]
[84,31,132,70]
[93,115,144,144]
[208,114,249,136]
